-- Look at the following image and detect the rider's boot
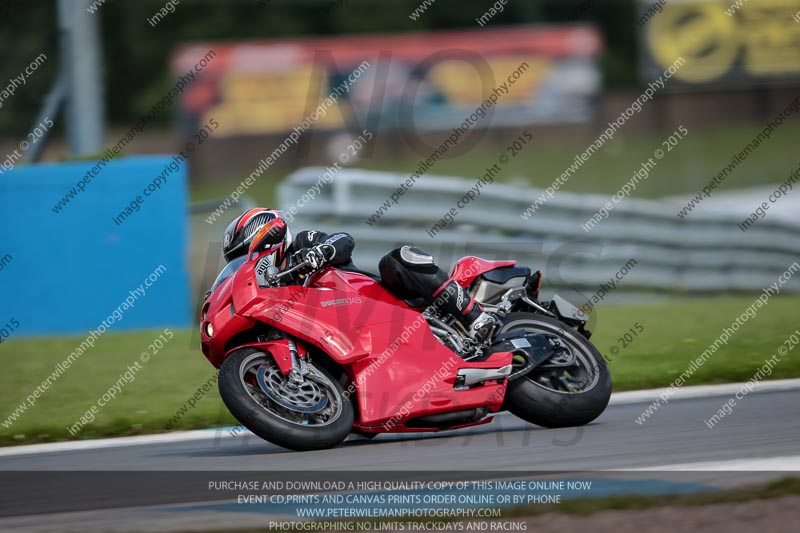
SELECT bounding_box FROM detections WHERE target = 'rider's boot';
[466,310,502,344]
[433,279,501,344]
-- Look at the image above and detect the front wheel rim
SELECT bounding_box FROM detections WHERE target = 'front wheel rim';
[238,352,344,427]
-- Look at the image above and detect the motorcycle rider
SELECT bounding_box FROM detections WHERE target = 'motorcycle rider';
[221,208,501,343]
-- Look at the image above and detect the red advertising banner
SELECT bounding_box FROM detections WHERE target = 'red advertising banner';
[173,25,602,137]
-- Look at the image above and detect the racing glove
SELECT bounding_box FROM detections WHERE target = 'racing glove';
[294,244,335,274]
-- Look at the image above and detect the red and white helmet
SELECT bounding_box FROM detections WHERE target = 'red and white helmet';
[221,208,291,263]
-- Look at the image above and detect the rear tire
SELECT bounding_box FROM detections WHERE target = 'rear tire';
[501,313,611,428]
[219,347,354,451]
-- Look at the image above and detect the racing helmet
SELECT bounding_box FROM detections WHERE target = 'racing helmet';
[222,208,292,263]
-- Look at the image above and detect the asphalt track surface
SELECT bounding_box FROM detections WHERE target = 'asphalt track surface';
[1,384,798,532]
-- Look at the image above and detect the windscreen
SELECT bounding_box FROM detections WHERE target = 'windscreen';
[210,255,246,293]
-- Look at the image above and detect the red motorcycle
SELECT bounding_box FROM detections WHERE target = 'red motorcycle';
[201,219,611,451]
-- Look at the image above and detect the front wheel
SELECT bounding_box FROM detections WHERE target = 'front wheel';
[501,313,612,428]
[218,347,354,451]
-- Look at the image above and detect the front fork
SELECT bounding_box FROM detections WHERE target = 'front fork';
[227,337,310,378]
[286,337,310,384]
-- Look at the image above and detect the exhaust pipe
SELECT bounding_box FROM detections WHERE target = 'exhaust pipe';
[456,364,512,387]
[407,407,489,428]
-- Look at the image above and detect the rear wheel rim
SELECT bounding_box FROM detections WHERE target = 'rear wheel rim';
[238,352,344,427]
[500,319,600,395]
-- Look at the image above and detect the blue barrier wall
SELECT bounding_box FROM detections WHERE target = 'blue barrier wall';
[0,156,190,336]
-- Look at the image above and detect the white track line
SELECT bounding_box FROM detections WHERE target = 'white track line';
[0,428,231,457]
[607,377,800,406]
[2,378,799,458]
[626,455,800,471]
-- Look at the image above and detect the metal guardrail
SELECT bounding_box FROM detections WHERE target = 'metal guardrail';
[279,168,800,294]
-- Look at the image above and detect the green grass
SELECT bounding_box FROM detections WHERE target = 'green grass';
[0,330,236,446]
[592,294,800,391]
[357,121,800,199]
[190,174,279,206]
[1,294,798,446]
[190,120,800,209]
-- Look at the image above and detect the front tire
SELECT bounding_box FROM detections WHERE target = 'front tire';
[219,347,354,451]
[501,313,611,428]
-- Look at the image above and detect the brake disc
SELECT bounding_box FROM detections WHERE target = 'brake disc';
[256,365,328,413]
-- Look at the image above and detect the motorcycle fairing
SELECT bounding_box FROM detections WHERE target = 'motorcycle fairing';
[349,348,510,428]
[222,261,513,429]
[234,272,419,366]
[201,274,258,368]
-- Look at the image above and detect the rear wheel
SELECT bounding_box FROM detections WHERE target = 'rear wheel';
[219,347,354,451]
[501,313,611,428]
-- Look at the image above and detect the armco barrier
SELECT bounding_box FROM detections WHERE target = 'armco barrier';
[0,156,190,335]
[278,167,800,295]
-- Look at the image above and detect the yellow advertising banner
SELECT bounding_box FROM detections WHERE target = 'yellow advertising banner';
[640,0,800,85]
